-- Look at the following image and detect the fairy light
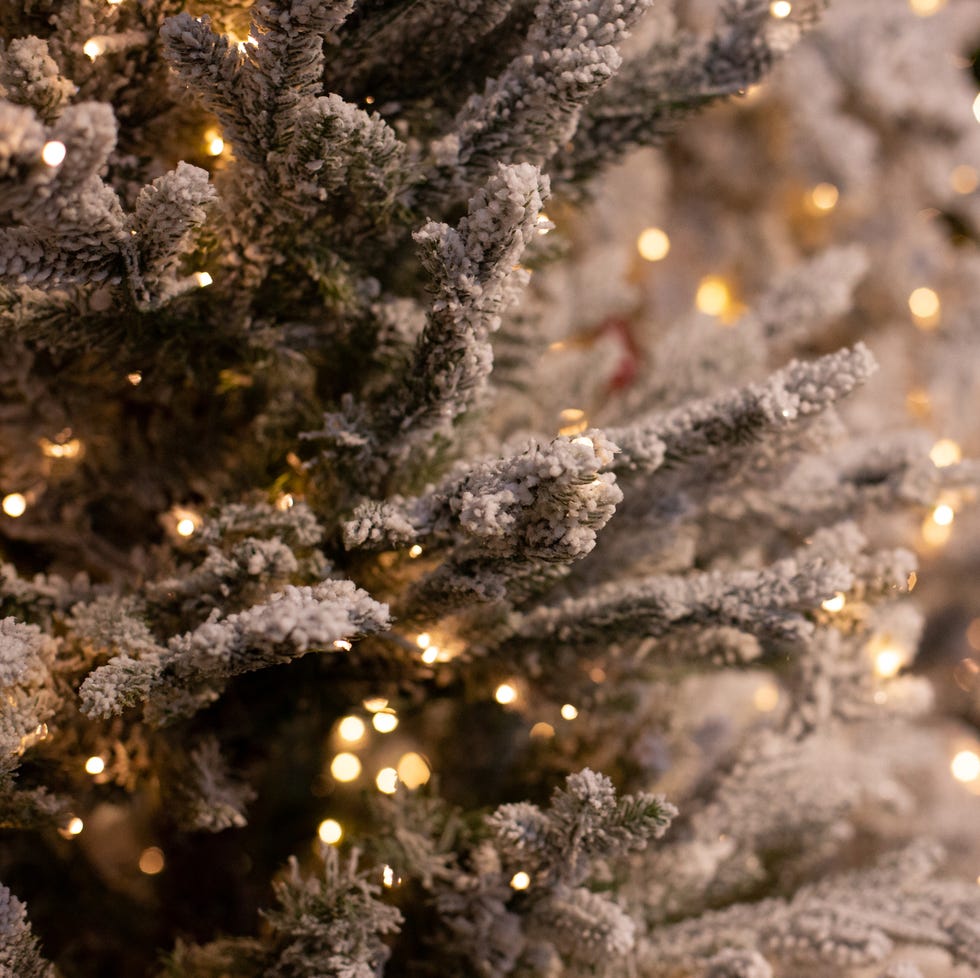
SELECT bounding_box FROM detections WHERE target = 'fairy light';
[39,436,82,459]
[363,697,388,712]
[529,722,555,739]
[333,639,352,651]
[769,1,792,17]
[695,276,732,318]
[41,141,66,167]
[636,227,670,262]
[421,646,439,664]
[932,503,955,527]
[559,407,588,436]
[2,493,27,518]
[806,182,839,213]
[494,683,517,705]
[416,633,431,649]
[929,439,962,468]
[951,749,980,783]
[589,666,606,683]
[753,682,780,712]
[337,716,366,743]
[84,756,105,775]
[510,871,531,890]
[868,635,907,679]
[908,0,945,13]
[536,212,553,235]
[275,493,294,511]
[175,514,199,537]
[330,752,361,782]
[193,271,213,288]
[396,752,431,789]
[922,513,952,547]
[138,847,165,875]
[83,38,104,60]
[375,767,398,794]
[67,816,84,835]
[127,371,142,386]
[821,592,846,613]
[950,165,978,194]
[204,129,224,156]
[317,818,343,844]
[408,544,423,558]
[908,287,940,329]
[382,865,397,887]
[372,710,398,733]
[973,93,980,125]
[560,704,578,720]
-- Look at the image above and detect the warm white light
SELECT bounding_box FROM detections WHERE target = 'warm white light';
[333,639,352,651]
[317,818,343,844]
[337,716,366,743]
[275,493,294,511]
[932,503,955,527]
[908,287,940,329]
[951,749,980,783]
[510,871,531,890]
[176,517,197,537]
[421,646,439,664]
[382,864,396,887]
[194,271,213,288]
[973,93,980,125]
[127,371,142,386]
[372,710,398,733]
[908,0,945,13]
[495,683,517,705]
[376,767,398,794]
[408,544,423,558]
[929,439,962,468]
[807,182,839,212]
[41,141,66,167]
[138,846,165,874]
[83,38,104,60]
[67,817,84,835]
[950,164,978,194]
[875,648,905,679]
[330,752,361,782]
[560,704,578,720]
[396,752,431,789]
[204,129,224,156]
[536,212,553,236]
[753,683,780,712]
[695,276,732,318]
[559,407,588,436]
[40,436,82,459]
[416,633,431,649]
[636,227,670,262]
[2,493,27,518]
[363,697,388,712]
[769,1,792,17]
[922,514,952,547]
[821,592,846,613]
[529,722,555,739]
[84,756,105,775]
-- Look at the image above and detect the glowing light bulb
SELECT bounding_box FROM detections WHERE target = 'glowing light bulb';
[559,407,588,436]
[874,648,905,679]
[769,1,791,16]
[204,129,224,156]
[372,710,398,733]
[495,683,517,705]
[908,287,940,329]
[333,639,352,650]
[317,818,343,844]
[510,871,531,890]
[560,704,578,720]
[83,38,104,60]
[695,276,732,318]
[337,716,366,743]
[932,503,954,527]
[807,182,839,212]
[376,767,398,794]
[951,749,980,783]
[536,212,553,235]
[127,371,142,386]
[2,493,27,518]
[821,592,846,613]
[421,646,439,664]
[84,756,105,775]
[176,517,197,538]
[330,752,362,782]
[138,846,165,874]
[908,0,945,13]
[396,751,431,789]
[275,493,294,511]
[950,165,978,195]
[637,227,670,262]
[363,697,388,712]
[408,544,423,558]
[194,271,213,288]
[382,864,396,887]
[929,439,962,468]
[67,817,84,835]
[529,722,555,739]
[416,633,431,649]
[753,683,780,712]
[973,93,980,125]
[41,141,66,167]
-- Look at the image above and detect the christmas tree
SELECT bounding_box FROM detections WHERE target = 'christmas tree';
[1,1,979,976]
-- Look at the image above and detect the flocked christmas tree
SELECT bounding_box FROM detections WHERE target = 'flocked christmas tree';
[1,0,980,976]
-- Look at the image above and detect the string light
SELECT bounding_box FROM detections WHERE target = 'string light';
[636,227,670,262]
[372,710,398,733]
[908,0,945,13]
[193,271,213,288]
[396,752,431,789]
[39,435,82,459]
[363,697,388,712]
[529,722,555,739]
[138,847,165,875]
[382,864,398,887]
[275,493,294,511]
[416,633,431,649]
[558,407,588,436]
[83,38,104,60]
[333,639,352,650]
[589,666,606,683]
[174,510,201,537]
[84,756,105,775]
[929,439,962,468]
[908,287,940,330]
[2,493,27,518]
[317,818,343,844]
[695,276,733,319]
[330,752,361,782]
[375,767,398,794]
[932,503,954,527]
[127,371,143,386]
[560,704,578,720]
[408,544,423,558]
[41,141,66,167]
[950,165,978,194]
[821,592,846,613]
[753,683,780,712]
[951,749,980,783]
[769,1,792,17]
[494,683,517,705]
[337,716,366,743]
[922,512,952,547]
[510,871,531,890]
[973,93,980,125]
[67,817,84,835]
[536,213,553,235]
[421,646,439,664]
[806,182,839,213]
[868,636,907,679]
[204,129,224,156]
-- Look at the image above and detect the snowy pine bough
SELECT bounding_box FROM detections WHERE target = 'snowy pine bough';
[0,0,978,976]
